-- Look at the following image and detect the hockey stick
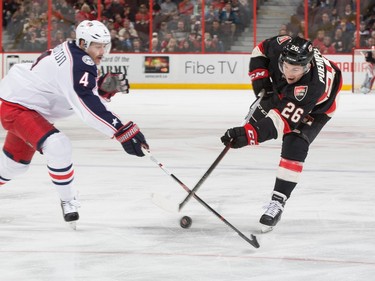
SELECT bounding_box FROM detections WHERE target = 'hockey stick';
[143,148,260,248]
[178,90,265,211]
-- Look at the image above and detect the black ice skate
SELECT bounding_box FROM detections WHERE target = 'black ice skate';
[61,199,80,230]
[259,191,287,233]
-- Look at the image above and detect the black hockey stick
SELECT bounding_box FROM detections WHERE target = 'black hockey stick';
[143,148,260,248]
[178,90,265,211]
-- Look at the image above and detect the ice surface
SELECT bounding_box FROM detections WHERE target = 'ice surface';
[0,90,374,280]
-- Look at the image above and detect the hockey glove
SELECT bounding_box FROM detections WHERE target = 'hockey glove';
[221,123,259,148]
[249,68,273,97]
[115,122,149,157]
[98,72,129,101]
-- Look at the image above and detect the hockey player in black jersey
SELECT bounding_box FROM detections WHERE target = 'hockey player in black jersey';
[221,36,342,232]
[360,49,375,94]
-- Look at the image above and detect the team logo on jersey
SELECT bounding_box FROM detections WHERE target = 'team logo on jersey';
[294,86,308,101]
[82,55,95,66]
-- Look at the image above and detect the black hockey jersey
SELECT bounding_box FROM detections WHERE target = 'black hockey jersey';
[249,35,342,142]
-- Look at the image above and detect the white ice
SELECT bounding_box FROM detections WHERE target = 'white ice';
[0,90,374,281]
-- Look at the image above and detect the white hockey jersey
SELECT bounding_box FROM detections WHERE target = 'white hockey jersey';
[0,41,124,138]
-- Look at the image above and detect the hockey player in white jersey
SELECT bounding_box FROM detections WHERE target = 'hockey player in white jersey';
[360,49,375,94]
[0,20,149,228]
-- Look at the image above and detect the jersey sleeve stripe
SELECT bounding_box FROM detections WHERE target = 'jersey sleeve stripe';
[266,109,291,138]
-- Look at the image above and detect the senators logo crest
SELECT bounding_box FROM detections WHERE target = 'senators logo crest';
[294,86,308,101]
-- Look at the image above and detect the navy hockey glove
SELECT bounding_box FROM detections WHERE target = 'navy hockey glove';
[115,122,149,157]
[221,123,259,148]
[98,72,129,101]
[249,69,273,97]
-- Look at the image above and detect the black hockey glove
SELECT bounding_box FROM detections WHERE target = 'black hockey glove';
[115,122,149,157]
[248,68,273,97]
[98,72,129,101]
[221,124,259,148]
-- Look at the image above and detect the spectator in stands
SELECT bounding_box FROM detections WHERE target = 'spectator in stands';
[157,21,170,42]
[7,4,27,43]
[187,32,201,52]
[339,18,355,33]
[75,3,96,23]
[160,32,173,50]
[312,29,325,50]
[178,39,194,52]
[352,30,369,48]
[204,32,221,52]
[189,16,201,34]
[211,0,226,11]
[162,37,178,52]
[134,4,150,48]
[335,20,354,51]
[207,19,225,47]
[110,28,121,51]
[219,2,239,50]
[122,5,136,23]
[66,29,76,42]
[366,37,375,48]
[333,0,353,20]
[359,20,370,40]
[172,20,188,42]
[204,38,218,53]
[219,3,239,25]
[135,4,150,24]
[289,16,306,37]
[130,38,144,53]
[23,30,43,51]
[178,0,194,19]
[230,0,246,34]
[151,36,161,53]
[167,13,180,31]
[161,0,178,21]
[152,3,164,31]
[331,28,346,53]
[319,35,336,54]
[119,19,138,40]
[51,29,66,48]
[342,4,356,24]
[103,0,125,19]
[113,13,125,31]
[53,1,75,30]
[205,4,219,26]
[313,12,335,37]
[118,30,133,52]
[330,7,341,27]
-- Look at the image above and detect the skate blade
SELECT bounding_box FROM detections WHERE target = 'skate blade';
[261,225,274,233]
[68,221,77,230]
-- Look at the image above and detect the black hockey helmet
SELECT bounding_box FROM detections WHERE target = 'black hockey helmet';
[280,36,314,66]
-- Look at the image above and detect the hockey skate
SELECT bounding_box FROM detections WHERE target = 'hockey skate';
[259,191,287,233]
[360,86,371,94]
[61,199,80,230]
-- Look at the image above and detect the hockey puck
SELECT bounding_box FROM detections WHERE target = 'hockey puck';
[180,216,192,229]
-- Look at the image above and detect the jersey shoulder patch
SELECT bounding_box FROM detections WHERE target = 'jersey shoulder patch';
[293,85,308,101]
[276,35,291,45]
[67,41,97,74]
[82,55,95,66]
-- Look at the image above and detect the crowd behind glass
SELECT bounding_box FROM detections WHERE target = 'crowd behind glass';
[2,0,375,53]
